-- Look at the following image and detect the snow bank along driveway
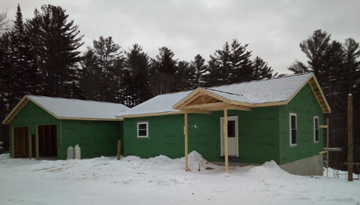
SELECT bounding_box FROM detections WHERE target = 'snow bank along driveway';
[0,152,359,205]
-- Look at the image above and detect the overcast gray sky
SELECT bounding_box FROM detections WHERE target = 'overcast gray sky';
[2,0,359,74]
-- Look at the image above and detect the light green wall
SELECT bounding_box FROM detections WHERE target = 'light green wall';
[279,84,324,164]
[9,101,61,158]
[123,106,280,164]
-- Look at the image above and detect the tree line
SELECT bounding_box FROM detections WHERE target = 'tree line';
[0,4,275,149]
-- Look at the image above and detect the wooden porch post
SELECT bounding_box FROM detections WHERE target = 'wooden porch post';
[36,126,39,160]
[11,127,14,158]
[224,108,230,173]
[184,112,190,171]
[326,118,329,177]
[29,134,32,159]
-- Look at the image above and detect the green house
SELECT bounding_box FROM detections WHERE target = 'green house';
[2,96,128,159]
[116,73,330,175]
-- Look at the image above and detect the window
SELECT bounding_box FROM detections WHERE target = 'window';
[137,122,148,138]
[314,116,319,143]
[290,113,297,146]
[228,120,236,138]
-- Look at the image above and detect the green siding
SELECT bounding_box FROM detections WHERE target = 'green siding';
[123,107,280,164]
[9,101,61,158]
[60,120,122,159]
[8,101,123,159]
[279,84,324,164]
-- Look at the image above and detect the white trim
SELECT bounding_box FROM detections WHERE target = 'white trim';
[289,113,297,146]
[314,116,319,143]
[137,122,149,138]
[220,116,239,157]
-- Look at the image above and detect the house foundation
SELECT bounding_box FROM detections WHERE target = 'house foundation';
[280,154,323,176]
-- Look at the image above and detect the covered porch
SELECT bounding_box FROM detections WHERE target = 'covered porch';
[173,88,252,173]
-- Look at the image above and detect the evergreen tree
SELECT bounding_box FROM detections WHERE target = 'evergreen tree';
[83,36,124,102]
[251,56,274,80]
[150,47,178,95]
[175,60,194,91]
[120,44,151,107]
[27,5,84,98]
[10,5,31,101]
[190,54,207,88]
[79,50,102,101]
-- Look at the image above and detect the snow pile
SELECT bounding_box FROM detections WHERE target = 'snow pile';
[241,160,291,179]
[1,153,360,205]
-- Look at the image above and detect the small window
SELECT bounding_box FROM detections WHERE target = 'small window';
[137,122,148,138]
[314,116,319,143]
[290,113,297,146]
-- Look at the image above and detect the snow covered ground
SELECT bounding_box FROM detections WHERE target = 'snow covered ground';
[0,152,359,205]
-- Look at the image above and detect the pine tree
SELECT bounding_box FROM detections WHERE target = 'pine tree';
[120,44,151,107]
[27,5,84,97]
[190,54,207,88]
[84,36,124,102]
[150,47,178,95]
[79,49,102,101]
[206,39,266,86]
[251,56,274,80]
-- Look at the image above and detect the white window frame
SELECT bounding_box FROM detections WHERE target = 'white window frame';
[289,113,297,146]
[137,122,149,138]
[314,116,319,143]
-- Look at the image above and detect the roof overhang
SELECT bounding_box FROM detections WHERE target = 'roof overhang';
[2,96,123,124]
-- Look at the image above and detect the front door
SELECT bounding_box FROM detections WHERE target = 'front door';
[220,116,239,157]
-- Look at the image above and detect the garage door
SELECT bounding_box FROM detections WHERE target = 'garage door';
[13,127,29,158]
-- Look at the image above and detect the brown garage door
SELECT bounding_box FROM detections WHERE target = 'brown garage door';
[13,127,29,158]
[38,125,57,157]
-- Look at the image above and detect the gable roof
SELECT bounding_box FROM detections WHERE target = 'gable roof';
[116,73,330,118]
[3,95,129,124]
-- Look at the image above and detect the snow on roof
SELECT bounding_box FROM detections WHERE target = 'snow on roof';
[204,73,313,104]
[118,91,192,117]
[27,95,129,120]
[117,73,314,117]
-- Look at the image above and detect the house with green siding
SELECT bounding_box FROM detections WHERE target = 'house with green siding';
[116,73,330,175]
[2,96,128,160]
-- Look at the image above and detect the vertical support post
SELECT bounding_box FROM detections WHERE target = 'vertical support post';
[36,126,39,160]
[326,118,329,177]
[348,94,353,182]
[11,127,14,158]
[184,112,190,171]
[117,140,121,160]
[224,108,230,173]
[29,134,32,159]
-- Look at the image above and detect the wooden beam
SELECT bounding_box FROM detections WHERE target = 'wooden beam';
[226,105,251,111]
[36,126,39,160]
[184,112,190,171]
[184,109,212,114]
[183,102,227,110]
[185,95,207,106]
[224,108,230,173]
[29,134,32,159]
[117,140,121,160]
[326,118,330,177]
[11,127,14,158]
[348,94,353,181]
[319,125,328,128]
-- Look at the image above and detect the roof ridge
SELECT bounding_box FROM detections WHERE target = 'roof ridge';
[206,73,313,89]
[27,95,127,106]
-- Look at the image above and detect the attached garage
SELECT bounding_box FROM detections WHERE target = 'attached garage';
[3,95,129,159]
